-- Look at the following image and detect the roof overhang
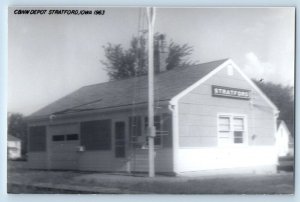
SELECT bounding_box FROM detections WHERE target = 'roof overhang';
[25,100,171,123]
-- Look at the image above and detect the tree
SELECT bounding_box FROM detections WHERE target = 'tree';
[7,113,27,155]
[101,33,194,80]
[253,80,294,136]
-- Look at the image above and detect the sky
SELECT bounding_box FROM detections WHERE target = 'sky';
[8,7,295,115]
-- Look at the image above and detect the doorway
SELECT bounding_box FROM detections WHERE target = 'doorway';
[115,121,126,158]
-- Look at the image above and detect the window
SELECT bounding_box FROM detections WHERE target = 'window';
[29,126,46,152]
[115,122,126,158]
[218,115,246,146]
[233,118,244,143]
[52,134,79,141]
[129,116,142,147]
[227,64,233,76]
[145,116,162,147]
[66,134,79,141]
[129,116,142,137]
[52,135,65,141]
[80,120,112,151]
[219,117,230,131]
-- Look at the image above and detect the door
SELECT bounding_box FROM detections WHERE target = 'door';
[115,122,126,158]
[48,124,79,170]
[51,134,79,170]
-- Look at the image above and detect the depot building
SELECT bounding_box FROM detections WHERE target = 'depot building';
[26,59,279,175]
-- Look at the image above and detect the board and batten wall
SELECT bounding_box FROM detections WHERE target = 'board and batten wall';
[27,107,173,173]
[176,65,278,173]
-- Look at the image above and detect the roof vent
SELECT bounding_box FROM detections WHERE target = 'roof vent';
[227,64,233,76]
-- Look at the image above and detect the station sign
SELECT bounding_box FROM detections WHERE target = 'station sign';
[212,85,250,100]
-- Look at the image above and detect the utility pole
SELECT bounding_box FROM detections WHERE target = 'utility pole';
[147,7,156,177]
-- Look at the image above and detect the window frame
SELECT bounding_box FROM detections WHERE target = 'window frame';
[217,113,248,146]
[52,135,65,141]
[51,134,79,142]
[114,121,126,158]
[144,115,163,148]
[128,115,142,148]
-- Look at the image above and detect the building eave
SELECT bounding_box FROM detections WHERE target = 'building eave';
[25,100,171,123]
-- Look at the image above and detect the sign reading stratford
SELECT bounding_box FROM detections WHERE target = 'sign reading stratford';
[212,85,251,100]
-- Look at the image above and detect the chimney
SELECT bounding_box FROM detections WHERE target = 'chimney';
[154,34,168,73]
[159,35,168,72]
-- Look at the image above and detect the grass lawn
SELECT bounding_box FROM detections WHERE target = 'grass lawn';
[73,172,294,194]
[7,161,294,194]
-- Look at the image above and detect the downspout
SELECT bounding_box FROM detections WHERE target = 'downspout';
[274,110,280,137]
[46,125,51,170]
[274,109,280,162]
[169,99,179,174]
[26,124,30,166]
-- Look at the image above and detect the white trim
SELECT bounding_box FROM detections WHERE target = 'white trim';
[171,59,231,104]
[228,59,279,113]
[274,114,279,143]
[177,146,278,172]
[168,103,179,173]
[217,113,248,146]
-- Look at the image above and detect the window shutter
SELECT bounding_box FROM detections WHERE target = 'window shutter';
[29,126,46,152]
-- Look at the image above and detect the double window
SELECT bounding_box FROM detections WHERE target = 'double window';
[218,114,246,146]
[52,134,79,142]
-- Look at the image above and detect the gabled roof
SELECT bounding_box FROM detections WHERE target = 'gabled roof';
[170,58,279,113]
[28,59,228,118]
[277,120,291,132]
